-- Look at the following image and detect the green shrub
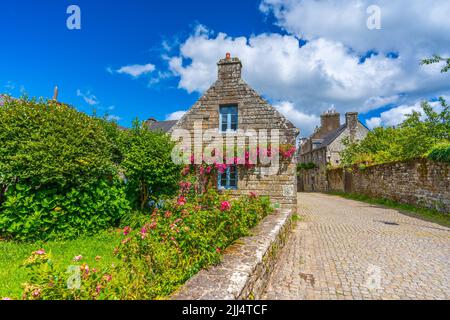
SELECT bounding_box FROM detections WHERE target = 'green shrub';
[121,120,181,211]
[21,190,274,300]
[427,142,450,163]
[0,98,129,240]
[0,98,118,189]
[340,99,450,167]
[0,180,130,241]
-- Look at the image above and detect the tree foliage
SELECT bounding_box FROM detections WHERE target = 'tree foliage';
[421,55,450,73]
[0,98,130,240]
[120,120,182,211]
[340,99,450,167]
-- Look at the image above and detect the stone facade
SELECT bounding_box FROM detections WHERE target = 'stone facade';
[328,158,450,213]
[171,55,299,210]
[298,111,369,191]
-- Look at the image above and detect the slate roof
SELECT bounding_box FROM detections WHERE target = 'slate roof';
[317,124,346,148]
[147,120,178,133]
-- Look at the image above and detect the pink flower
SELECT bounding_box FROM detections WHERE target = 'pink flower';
[80,264,89,275]
[32,289,41,298]
[164,211,172,218]
[73,255,83,262]
[205,166,212,174]
[123,226,131,236]
[181,166,190,176]
[149,221,157,230]
[177,196,187,206]
[140,227,148,239]
[215,163,227,174]
[1,297,12,300]
[96,285,102,294]
[220,201,231,212]
[103,274,112,282]
[249,192,258,198]
[34,249,45,255]
[216,247,221,253]
[199,166,205,175]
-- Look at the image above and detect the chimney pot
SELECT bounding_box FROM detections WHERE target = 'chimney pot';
[217,55,242,81]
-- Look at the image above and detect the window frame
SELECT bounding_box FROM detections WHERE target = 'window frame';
[218,165,238,190]
[219,105,238,133]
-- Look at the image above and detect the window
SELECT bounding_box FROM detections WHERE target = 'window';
[219,105,238,132]
[218,165,238,190]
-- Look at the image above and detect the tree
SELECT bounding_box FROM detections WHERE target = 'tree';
[121,120,181,210]
[421,55,450,73]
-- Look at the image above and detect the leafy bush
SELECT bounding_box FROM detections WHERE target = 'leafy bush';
[0,98,129,240]
[427,142,450,163]
[340,99,450,167]
[120,120,182,211]
[0,180,130,241]
[21,190,274,300]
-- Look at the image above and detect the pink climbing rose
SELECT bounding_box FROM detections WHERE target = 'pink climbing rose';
[220,201,231,212]
[73,255,83,262]
[35,249,45,255]
[177,196,187,206]
[123,226,131,236]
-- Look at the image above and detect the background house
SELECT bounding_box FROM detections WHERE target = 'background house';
[298,110,369,191]
[169,54,299,210]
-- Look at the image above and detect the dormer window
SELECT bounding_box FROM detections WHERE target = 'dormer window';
[219,105,238,132]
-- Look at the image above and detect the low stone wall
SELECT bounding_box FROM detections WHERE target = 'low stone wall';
[171,208,294,300]
[328,158,450,213]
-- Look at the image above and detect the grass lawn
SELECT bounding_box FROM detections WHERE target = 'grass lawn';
[0,230,122,299]
[329,192,450,228]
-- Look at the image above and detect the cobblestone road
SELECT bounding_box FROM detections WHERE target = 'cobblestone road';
[262,193,450,300]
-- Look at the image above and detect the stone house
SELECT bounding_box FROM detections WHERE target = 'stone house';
[298,110,369,191]
[150,54,299,210]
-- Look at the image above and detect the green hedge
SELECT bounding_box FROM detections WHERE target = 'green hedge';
[0,98,129,240]
[427,142,450,163]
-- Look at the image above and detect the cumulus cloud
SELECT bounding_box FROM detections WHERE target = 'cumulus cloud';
[116,63,156,78]
[165,110,187,121]
[76,89,99,106]
[260,0,450,56]
[164,2,450,135]
[365,98,447,129]
[274,101,320,136]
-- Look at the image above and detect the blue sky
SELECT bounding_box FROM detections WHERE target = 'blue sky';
[2,0,450,136]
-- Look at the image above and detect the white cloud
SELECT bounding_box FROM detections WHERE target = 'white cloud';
[274,101,320,136]
[260,0,450,56]
[165,110,186,121]
[76,89,99,106]
[365,98,447,129]
[167,26,449,132]
[116,63,156,78]
[106,115,122,122]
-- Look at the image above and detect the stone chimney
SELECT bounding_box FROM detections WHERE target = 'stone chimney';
[217,53,242,81]
[345,112,359,140]
[319,110,340,135]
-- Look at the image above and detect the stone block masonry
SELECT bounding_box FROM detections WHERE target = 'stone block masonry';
[327,158,450,213]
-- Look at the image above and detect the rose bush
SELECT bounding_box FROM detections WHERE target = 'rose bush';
[21,189,273,300]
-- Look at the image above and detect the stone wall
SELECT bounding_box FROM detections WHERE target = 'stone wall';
[327,159,450,213]
[172,208,294,300]
[172,56,299,210]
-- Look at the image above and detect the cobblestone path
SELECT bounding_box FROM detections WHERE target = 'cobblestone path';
[262,193,450,300]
